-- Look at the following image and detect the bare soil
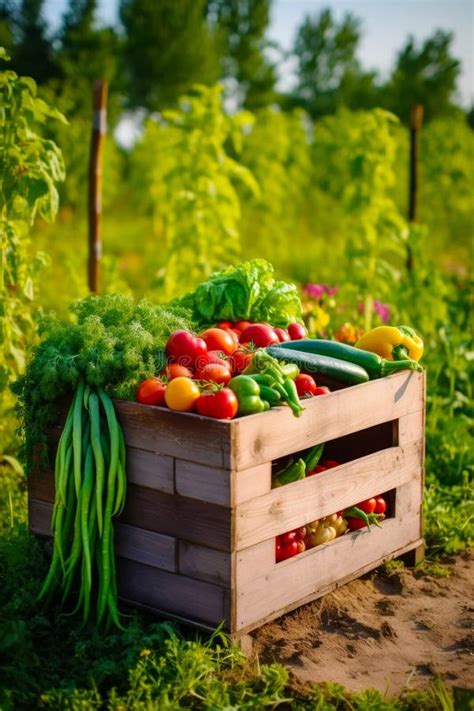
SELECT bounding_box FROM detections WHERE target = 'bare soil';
[252,549,473,694]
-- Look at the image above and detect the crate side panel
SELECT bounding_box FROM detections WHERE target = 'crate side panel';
[179,541,231,586]
[127,449,174,494]
[234,441,421,550]
[115,400,232,468]
[175,460,230,506]
[233,371,424,469]
[232,462,272,506]
[120,484,231,552]
[235,513,421,631]
[118,559,230,627]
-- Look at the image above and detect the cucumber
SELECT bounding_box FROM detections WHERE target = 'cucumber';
[271,339,421,379]
[266,346,369,385]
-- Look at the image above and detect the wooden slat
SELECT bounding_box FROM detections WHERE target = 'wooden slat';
[397,409,424,446]
[232,371,424,469]
[235,513,421,631]
[234,441,422,550]
[126,449,174,494]
[117,558,230,627]
[115,400,232,468]
[232,462,272,506]
[179,541,231,586]
[120,484,231,551]
[175,460,230,506]
[29,499,178,571]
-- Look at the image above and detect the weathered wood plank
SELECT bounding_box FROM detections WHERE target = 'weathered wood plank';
[126,449,174,494]
[175,460,230,506]
[115,400,233,468]
[117,559,230,627]
[397,409,424,446]
[232,462,272,506]
[29,499,178,572]
[232,371,424,469]
[120,485,231,552]
[235,513,421,631]
[179,541,231,586]
[234,441,422,550]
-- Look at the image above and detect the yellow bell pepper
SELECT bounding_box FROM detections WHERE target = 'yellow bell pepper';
[355,325,423,362]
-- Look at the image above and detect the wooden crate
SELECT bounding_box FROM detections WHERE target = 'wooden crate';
[28,369,425,644]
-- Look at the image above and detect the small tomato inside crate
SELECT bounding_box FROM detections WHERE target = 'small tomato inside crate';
[28,370,425,646]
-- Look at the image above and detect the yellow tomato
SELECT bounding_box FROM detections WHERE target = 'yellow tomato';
[164,377,200,412]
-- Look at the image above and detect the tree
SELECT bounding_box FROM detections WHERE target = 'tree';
[383,31,461,123]
[207,0,277,109]
[57,0,119,85]
[0,1,14,55]
[12,0,57,83]
[290,7,377,118]
[120,0,220,111]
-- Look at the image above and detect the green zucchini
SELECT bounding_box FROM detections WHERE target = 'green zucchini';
[266,346,369,385]
[272,339,421,379]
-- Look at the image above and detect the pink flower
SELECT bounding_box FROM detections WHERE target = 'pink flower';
[358,300,391,323]
[303,283,339,299]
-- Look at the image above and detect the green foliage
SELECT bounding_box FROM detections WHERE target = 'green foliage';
[0,51,65,452]
[313,109,407,330]
[10,0,58,84]
[135,85,258,299]
[120,0,220,111]
[207,0,277,110]
[383,31,461,124]
[290,8,377,118]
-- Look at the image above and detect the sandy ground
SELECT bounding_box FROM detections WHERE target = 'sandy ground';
[253,549,473,695]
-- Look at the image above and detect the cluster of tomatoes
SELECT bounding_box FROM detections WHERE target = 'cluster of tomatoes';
[276,494,388,563]
[135,321,307,420]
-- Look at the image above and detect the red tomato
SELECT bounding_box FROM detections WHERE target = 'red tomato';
[356,498,376,514]
[280,531,298,545]
[230,349,253,375]
[239,324,279,348]
[217,321,233,330]
[135,378,166,406]
[320,459,339,469]
[288,322,307,340]
[313,386,331,396]
[200,328,236,356]
[228,329,241,345]
[166,330,207,368]
[205,350,232,370]
[346,517,367,532]
[194,363,231,385]
[296,540,306,554]
[235,320,252,332]
[295,526,307,541]
[306,464,326,476]
[279,541,299,560]
[275,540,282,561]
[196,388,238,420]
[374,496,387,514]
[163,364,193,380]
[295,373,317,397]
[274,327,290,342]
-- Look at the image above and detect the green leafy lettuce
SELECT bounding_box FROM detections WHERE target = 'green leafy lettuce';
[174,259,302,327]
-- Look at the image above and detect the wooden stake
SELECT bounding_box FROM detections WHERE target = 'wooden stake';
[407,104,423,272]
[88,80,108,293]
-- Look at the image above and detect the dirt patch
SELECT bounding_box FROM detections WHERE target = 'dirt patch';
[252,549,474,694]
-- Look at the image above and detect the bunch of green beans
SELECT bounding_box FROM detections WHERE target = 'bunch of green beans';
[38,379,127,628]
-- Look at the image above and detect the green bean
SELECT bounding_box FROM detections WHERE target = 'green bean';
[72,379,85,498]
[80,443,94,594]
[61,494,83,604]
[89,392,105,537]
[57,406,74,505]
[37,544,61,601]
[97,454,117,624]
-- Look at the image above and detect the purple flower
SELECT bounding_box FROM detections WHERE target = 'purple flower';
[374,300,390,323]
[303,283,339,299]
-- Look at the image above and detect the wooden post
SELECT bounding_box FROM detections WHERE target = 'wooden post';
[88,80,108,293]
[407,104,423,272]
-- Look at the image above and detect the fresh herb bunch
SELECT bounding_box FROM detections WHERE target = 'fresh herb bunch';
[14,293,194,468]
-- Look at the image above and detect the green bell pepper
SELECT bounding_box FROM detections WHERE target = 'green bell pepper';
[228,375,270,416]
